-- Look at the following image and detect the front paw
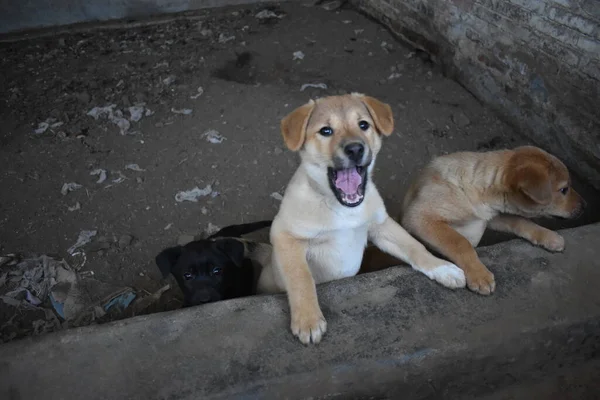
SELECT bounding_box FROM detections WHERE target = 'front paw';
[428,262,466,289]
[466,266,495,295]
[538,231,564,252]
[291,305,327,345]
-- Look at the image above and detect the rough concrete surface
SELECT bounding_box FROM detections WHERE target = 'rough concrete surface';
[5,2,599,343]
[1,223,600,399]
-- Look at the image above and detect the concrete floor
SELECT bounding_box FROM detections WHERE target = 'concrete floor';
[0,3,599,343]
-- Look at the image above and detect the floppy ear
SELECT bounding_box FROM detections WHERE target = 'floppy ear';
[514,164,553,205]
[281,100,315,151]
[155,246,182,278]
[215,239,246,267]
[354,93,394,136]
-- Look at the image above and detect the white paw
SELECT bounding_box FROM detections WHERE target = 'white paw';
[291,307,327,345]
[427,263,466,289]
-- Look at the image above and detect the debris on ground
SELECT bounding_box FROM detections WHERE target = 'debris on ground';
[68,202,81,212]
[205,222,221,236]
[67,230,97,255]
[218,33,235,44]
[125,163,145,172]
[164,223,173,231]
[171,108,193,115]
[90,168,107,184]
[61,182,83,196]
[131,284,170,313]
[49,265,136,322]
[86,104,131,135]
[270,192,284,201]
[320,0,345,11]
[300,83,328,91]
[175,185,213,202]
[162,75,177,86]
[202,129,226,144]
[190,86,204,99]
[255,9,284,20]
[34,118,63,134]
[109,171,127,185]
[0,255,65,308]
[128,105,145,122]
[293,51,305,61]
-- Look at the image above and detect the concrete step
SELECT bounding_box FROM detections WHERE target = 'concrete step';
[1,224,600,399]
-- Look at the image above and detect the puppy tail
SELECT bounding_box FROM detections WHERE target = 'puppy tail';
[208,220,272,239]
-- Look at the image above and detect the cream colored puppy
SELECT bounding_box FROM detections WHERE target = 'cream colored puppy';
[402,146,586,295]
[257,94,466,345]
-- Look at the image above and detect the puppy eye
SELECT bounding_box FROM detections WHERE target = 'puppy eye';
[319,127,333,137]
[559,187,569,195]
[212,267,223,276]
[183,272,193,280]
[358,120,370,131]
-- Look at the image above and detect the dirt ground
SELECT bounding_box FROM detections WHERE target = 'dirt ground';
[1,2,598,342]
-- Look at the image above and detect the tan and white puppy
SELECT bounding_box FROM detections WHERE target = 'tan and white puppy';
[402,146,586,295]
[257,94,466,345]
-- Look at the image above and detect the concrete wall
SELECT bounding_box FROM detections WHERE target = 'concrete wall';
[354,0,600,189]
[0,0,290,34]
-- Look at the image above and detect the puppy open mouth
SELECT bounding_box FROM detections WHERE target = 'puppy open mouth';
[327,166,368,207]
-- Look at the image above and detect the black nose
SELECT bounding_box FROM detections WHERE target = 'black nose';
[344,142,365,163]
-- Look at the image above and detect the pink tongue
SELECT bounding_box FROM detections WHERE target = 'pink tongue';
[335,168,362,195]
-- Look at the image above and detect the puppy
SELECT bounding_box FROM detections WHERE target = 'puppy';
[156,220,272,307]
[401,146,586,295]
[257,93,466,345]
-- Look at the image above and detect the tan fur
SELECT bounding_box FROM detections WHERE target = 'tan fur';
[401,146,586,295]
[259,94,466,345]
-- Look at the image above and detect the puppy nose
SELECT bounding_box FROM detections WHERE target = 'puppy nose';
[344,142,365,163]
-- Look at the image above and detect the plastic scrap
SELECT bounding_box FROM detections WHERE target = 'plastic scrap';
[175,185,213,202]
[171,108,193,115]
[68,202,81,212]
[190,86,204,99]
[202,129,226,144]
[125,163,145,172]
[270,192,284,201]
[128,106,145,122]
[87,104,131,135]
[255,10,284,19]
[90,168,107,184]
[34,118,63,134]
[61,182,83,196]
[293,51,305,61]
[300,83,328,91]
[67,230,97,255]
[218,33,235,44]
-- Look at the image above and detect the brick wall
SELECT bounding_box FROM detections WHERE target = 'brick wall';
[354,0,600,188]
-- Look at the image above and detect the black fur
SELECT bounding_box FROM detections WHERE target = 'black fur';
[155,220,271,307]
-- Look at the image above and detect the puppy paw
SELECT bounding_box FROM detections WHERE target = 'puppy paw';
[466,267,495,295]
[539,231,564,252]
[428,262,466,289]
[291,306,327,345]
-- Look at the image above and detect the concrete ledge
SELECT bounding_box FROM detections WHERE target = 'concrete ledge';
[0,0,297,34]
[2,224,600,399]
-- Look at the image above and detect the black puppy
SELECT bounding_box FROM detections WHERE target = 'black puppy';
[155,220,271,307]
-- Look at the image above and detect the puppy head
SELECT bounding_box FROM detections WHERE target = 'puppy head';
[281,93,394,207]
[504,146,585,219]
[155,239,251,307]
